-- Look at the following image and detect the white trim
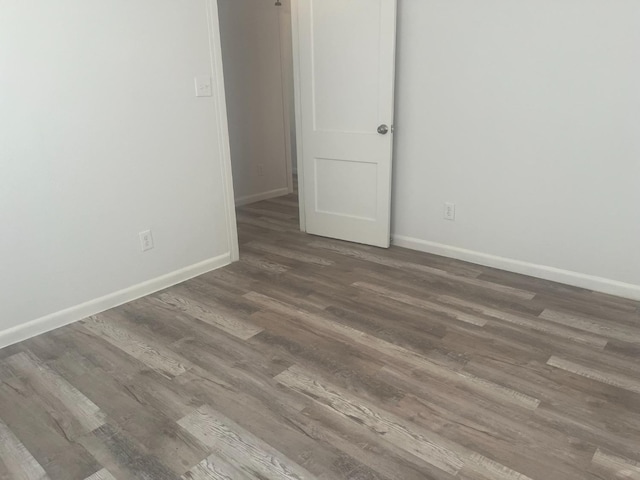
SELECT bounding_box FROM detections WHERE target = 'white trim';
[392,235,640,301]
[290,0,306,232]
[235,187,290,207]
[206,0,240,262]
[0,253,232,350]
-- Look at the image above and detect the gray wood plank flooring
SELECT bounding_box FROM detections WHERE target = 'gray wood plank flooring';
[1,188,639,479]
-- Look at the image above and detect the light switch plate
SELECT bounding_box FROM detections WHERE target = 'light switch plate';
[194,75,213,97]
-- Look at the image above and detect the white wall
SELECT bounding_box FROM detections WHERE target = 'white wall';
[392,0,640,299]
[279,0,298,177]
[218,0,293,206]
[0,0,237,347]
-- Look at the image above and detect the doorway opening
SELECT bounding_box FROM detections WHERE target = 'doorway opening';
[218,0,397,253]
[217,0,299,255]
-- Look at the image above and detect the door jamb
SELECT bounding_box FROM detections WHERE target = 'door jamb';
[207,0,239,261]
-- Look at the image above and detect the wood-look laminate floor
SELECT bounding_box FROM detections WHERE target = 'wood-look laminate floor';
[1,190,640,480]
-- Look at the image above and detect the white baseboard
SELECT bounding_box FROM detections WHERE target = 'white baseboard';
[0,253,231,350]
[235,187,290,207]
[392,235,640,301]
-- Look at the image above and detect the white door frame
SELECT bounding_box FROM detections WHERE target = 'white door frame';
[207,0,239,261]
[210,0,297,260]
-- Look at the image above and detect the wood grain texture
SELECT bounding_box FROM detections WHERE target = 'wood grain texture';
[0,419,49,480]
[79,423,178,480]
[547,356,640,394]
[178,405,316,479]
[0,189,638,480]
[540,308,640,344]
[275,365,465,475]
[245,241,335,266]
[80,314,191,378]
[276,365,534,480]
[180,454,249,480]
[352,281,488,326]
[239,252,290,274]
[243,291,486,389]
[241,206,297,220]
[236,212,292,233]
[155,292,263,340]
[310,240,535,300]
[284,403,436,480]
[83,468,117,480]
[4,351,105,436]
[591,449,640,479]
[0,367,101,480]
[438,295,609,349]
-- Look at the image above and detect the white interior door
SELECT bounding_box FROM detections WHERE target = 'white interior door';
[294,0,397,248]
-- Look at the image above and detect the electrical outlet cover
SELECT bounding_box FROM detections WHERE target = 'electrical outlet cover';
[444,202,456,221]
[139,230,154,252]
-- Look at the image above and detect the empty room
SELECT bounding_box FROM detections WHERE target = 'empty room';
[1,1,639,479]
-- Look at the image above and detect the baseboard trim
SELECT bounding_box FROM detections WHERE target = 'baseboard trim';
[0,253,231,350]
[235,187,290,207]
[392,235,640,301]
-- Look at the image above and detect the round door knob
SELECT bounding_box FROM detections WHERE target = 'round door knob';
[377,124,389,135]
